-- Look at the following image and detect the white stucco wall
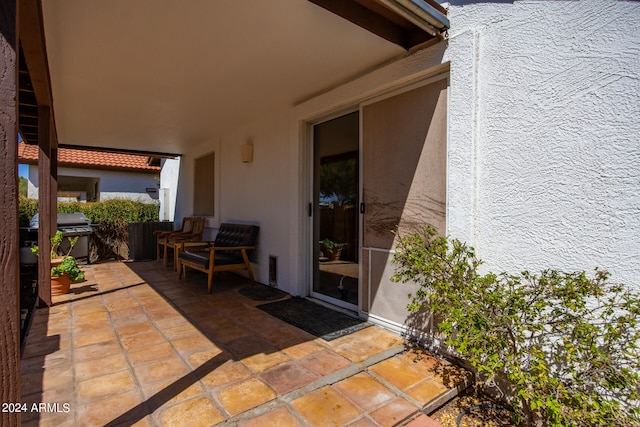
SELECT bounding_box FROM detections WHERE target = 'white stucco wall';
[159,157,181,221]
[447,0,640,290]
[175,0,639,301]
[27,165,160,203]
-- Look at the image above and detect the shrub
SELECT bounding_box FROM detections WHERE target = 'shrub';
[18,195,38,227]
[392,226,640,426]
[19,197,160,225]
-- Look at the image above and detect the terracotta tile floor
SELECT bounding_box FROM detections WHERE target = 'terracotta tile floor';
[20,261,470,426]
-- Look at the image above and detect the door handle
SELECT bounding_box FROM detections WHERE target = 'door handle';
[360,203,365,214]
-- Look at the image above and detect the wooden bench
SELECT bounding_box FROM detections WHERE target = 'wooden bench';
[177,223,259,293]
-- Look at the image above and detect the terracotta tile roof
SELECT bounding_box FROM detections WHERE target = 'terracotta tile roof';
[18,143,160,173]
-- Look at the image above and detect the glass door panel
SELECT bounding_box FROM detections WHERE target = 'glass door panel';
[312,112,359,310]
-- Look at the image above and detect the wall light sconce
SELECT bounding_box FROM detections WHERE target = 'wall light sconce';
[241,142,253,163]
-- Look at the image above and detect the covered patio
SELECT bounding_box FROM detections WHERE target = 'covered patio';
[20,261,469,426]
[2,1,458,424]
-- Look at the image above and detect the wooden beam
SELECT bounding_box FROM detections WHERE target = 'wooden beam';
[0,0,21,424]
[308,0,412,49]
[18,0,51,107]
[37,106,53,306]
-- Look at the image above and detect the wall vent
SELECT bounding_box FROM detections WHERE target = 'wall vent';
[269,255,278,286]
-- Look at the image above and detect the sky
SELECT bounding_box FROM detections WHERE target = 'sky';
[17,134,27,177]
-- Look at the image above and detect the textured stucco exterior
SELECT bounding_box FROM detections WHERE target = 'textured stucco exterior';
[446,0,640,291]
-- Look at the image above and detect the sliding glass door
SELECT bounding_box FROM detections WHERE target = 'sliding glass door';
[311,111,360,310]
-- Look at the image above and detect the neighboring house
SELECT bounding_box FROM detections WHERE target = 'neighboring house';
[2,0,639,386]
[18,143,161,203]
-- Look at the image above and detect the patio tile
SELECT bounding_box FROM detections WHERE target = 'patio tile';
[21,365,73,396]
[281,340,326,359]
[133,356,191,386]
[73,319,114,335]
[185,347,227,370]
[160,321,202,340]
[405,379,448,406]
[21,335,68,359]
[291,386,361,427]
[369,356,430,391]
[260,362,321,394]
[72,308,110,323]
[199,359,252,390]
[237,406,303,427]
[71,300,109,315]
[206,324,253,344]
[74,352,129,381]
[345,417,380,427]
[127,341,178,365]
[76,370,137,404]
[217,377,277,416]
[20,261,469,426]
[333,372,397,412]
[171,334,216,356]
[111,311,151,327]
[242,349,292,374]
[22,410,76,427]
[76,389,147,426]
[120,330,167,351]
[159,396,225,427]
[300,349,352,376]
[331,339,389,363]
[257,324,316,347]
[21,349,72,373]
[73,328,118,348]
[368,397,420,427]
[225,335,277,359]
[403,414,445,427]
[141,374,207,407]
[116,321,159,338]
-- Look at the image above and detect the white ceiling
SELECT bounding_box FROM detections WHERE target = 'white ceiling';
[42,0,405,155]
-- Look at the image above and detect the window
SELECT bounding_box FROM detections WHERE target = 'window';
[194,152,215,216]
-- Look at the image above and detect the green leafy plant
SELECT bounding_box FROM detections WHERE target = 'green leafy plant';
[392,225,640,426]
[31,230,66,259]
[50,256,84,282]
[320,238,348,253]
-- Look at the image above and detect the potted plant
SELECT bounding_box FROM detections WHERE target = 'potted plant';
[320,238,348,261]
[32,231,84,295]
[50,255,84,295]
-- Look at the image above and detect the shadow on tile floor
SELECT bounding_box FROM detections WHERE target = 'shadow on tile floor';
[20,260,470,426]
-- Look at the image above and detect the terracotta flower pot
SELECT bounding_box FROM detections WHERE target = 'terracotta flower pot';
[51,273,71,296]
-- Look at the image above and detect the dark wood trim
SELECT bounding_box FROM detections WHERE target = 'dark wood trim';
[37,106,53,306]
[18,0,53,108]
[309,0,433,50]
[0,0,21,424]
[309,0,412,48]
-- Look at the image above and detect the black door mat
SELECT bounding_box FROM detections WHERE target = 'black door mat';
[238,284,288,301]
[257,297,371,341]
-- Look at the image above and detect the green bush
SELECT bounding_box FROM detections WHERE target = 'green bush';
[392,226,640,426]
[19,197,159,225]
[18,195,38,227]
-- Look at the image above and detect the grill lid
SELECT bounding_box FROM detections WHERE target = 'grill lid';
[29,212,92,228]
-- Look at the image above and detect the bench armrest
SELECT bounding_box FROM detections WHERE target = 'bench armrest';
[210,246,255,251]
[177,241,212,251]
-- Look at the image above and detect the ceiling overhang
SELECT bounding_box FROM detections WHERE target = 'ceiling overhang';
[308,0,449,50]
[16,0,449,155]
